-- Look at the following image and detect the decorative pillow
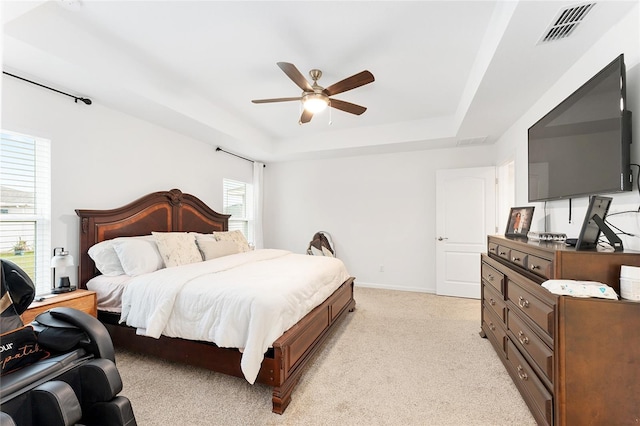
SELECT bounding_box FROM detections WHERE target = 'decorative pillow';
[213,230,250,253]
[152,232,202,268]
[197,240,240,260]
[88,240,125,276]
[191,232,216,243]
[112,237,165,276]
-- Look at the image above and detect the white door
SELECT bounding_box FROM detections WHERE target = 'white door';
[435,167,496,298]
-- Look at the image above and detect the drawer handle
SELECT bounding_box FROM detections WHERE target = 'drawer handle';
[512,256,520,262]
[488,322,496,331]
[489,247,496,252]
[487,274,494,281]
[530,264,540,270]
[518,296,530,309]
[518,331,529,345]
[499,251,507,256]
[517,365,528,381]
[489,298,496,306]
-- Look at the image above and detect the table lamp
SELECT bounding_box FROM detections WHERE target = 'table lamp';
[51,247,76,294]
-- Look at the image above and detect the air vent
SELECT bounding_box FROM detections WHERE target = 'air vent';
[540,3,595,43]
[456,137,487,147]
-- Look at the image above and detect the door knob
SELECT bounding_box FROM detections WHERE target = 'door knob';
[437,237,449,241]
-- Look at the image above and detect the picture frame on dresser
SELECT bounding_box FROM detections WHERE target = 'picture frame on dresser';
[505,206,534,237]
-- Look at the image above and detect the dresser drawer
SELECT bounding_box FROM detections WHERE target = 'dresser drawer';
[507,279,555,341]
[484,283,506,322]
[527,255,553,280]
[508,309,553,383]
[507,340,553,426]
[483,306,506,354]
[509,249,528,269]
[481,262,504,294]
[496,245,511,262]
[488,241,499,256]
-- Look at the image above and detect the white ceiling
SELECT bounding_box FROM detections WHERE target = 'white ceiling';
[2,1,637,162]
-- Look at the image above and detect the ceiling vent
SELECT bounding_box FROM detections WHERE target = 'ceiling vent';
[456,136,487,147]
[540,3,595,43]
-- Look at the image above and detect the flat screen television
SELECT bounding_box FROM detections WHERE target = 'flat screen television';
[528,54,632,202]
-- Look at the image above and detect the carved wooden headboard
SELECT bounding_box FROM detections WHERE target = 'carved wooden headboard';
[75,189,229,288]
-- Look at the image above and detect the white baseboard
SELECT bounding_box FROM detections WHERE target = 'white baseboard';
[354,281,436,294]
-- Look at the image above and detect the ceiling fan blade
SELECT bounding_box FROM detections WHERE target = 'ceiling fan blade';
[323,70,374,96]
[329,98,367,115]
[277,62,313,92]
[299,109,314,124]
[252,97,301,104]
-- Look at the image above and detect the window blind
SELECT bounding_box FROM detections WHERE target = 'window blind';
[223,178,253,242]
[1,131,51,295]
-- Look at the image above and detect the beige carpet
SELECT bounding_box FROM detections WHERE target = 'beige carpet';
[115,287,536,425]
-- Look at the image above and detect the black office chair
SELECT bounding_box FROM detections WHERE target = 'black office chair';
[0,259,136,426]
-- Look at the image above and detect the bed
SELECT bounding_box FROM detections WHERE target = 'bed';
[75,188,356,414]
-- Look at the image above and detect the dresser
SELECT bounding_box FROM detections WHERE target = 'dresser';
[481,235,640,425]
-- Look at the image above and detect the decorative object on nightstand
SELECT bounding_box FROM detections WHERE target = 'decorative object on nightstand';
[51,247,76,294]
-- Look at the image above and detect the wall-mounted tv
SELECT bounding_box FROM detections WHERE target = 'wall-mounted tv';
[528,54,632,202]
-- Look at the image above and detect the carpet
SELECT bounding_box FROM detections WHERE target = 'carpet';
[114,286,536,425]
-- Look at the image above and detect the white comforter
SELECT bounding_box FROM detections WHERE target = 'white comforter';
[119,249,350,384]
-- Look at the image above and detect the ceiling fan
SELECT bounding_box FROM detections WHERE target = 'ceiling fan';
[252,62,374,124]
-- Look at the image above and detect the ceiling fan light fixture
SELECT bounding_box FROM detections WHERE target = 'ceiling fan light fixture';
[302,93,329,113]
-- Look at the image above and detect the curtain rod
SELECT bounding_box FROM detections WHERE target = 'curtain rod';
[3,71,92,105]
[216,147,265,167]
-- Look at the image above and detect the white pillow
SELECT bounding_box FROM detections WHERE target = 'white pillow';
[112,237,165,276]
[88,240,125,276]
[213,230,250,253]
[152,232,203,267]
[197,239,240,260]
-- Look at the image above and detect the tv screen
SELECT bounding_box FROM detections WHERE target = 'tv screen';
[528,54,632,202]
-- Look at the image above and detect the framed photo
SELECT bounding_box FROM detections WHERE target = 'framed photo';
[505,206,535,237]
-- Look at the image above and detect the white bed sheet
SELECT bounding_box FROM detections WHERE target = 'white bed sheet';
[119,249,350,384]
[86,274,133,313]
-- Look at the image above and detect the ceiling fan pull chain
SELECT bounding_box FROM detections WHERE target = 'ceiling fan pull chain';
[328,100,332,125]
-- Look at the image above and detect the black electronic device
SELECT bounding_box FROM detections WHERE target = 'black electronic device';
[574,195,623,251]
[565,238,578,246]
[528,54,632,202]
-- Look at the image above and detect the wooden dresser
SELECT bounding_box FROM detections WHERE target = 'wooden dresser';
[481,235,640,425]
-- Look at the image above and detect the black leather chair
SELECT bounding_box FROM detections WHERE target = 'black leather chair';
[0,259,136,426]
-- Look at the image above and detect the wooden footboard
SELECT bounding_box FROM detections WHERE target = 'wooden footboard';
[102,277,355,413]
[270,276,355,413]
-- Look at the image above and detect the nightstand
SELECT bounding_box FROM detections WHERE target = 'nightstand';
[21,289,97,324]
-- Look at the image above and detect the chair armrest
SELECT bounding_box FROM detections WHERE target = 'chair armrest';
[36,308,115,362]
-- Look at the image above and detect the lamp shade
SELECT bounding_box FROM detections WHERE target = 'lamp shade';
[51,253,74,268]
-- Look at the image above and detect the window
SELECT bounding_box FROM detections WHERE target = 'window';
[0,131,51,295]
[223,178,253,243]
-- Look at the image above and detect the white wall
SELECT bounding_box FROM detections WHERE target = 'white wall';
[264,145,495,293]
[3,3,636,294]
[1,75,252,286]
[495,3,640,250]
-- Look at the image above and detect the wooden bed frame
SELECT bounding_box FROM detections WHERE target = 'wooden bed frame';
[76,189,356,414]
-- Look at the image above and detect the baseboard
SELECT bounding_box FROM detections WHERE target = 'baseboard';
[354,282,436,294]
